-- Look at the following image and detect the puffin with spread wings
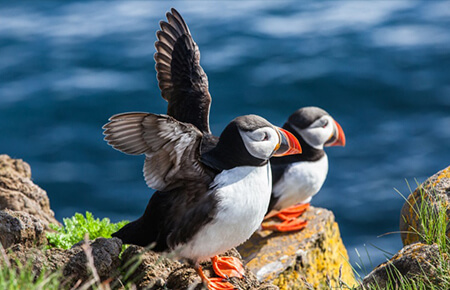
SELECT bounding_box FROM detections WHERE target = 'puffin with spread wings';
[103,9,301,290]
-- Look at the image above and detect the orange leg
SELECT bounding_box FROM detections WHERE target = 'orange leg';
[264,203,310,221]
[195,263,236,290]
[211,256,245,279]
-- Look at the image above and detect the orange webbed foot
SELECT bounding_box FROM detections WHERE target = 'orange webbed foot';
[211,255,245,279]
[264,203,310,221]
[262,203,310,232]
[205,278,236,290]
[195,264,236,290]
[261,218,308,232]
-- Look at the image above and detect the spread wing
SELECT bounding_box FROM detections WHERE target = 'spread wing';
[155,8,212,134]
[103,112,212,191]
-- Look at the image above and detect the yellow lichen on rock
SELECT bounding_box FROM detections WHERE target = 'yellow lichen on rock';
[432,167,450,187]
[237,206,356,289]
[280,220,354,289]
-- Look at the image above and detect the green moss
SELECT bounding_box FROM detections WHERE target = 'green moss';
[46,211,128,250]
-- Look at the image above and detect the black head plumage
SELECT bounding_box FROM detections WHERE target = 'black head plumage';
[200,115,273,171]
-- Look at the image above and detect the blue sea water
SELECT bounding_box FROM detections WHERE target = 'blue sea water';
[0,1,449,274]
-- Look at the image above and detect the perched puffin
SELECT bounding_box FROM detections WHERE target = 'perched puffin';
[103,9,302,290]
[262,107,346,232]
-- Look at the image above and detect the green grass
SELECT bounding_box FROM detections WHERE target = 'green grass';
[0,263,61,290]
[46,211,128,250]
[0,248,61,290]
[400,180,450,253]
[348,182,450,290]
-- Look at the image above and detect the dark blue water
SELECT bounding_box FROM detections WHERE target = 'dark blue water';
[1,1,449,274]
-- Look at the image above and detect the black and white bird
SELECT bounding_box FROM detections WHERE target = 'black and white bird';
[262,107,346,232]
[103,9,301,290]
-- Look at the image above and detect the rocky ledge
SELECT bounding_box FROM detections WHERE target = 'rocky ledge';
[6,155,447,289]
[0,154,359,288]
[238,207,356,289]
[2,154,448,289]
[0,155,450,290]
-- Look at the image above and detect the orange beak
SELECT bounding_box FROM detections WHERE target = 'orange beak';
[325,120,346,147]
[273,127,302,157]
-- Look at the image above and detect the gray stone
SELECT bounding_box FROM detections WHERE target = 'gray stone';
[64,237,123,282]
[0,209,46,249]
[361,243,442,289]
[8,237,122,287]
[8,244,69,278]
[120,245,182,289]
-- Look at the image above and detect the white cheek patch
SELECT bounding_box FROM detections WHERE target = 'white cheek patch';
[300,128,326,150]
[239,128,278,160]
[293,116,334,150]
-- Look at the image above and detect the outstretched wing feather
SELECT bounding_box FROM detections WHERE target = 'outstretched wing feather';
[103,112,209,191]
[154,8,211,133]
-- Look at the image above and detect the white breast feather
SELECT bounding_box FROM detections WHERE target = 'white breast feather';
[175,164,272,262]
[272,155,328,210]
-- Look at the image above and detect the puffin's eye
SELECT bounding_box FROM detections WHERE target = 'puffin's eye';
[262,132,269,141]
[322,119,329,128]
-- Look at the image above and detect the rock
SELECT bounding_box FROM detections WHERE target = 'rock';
[120,245,182,289]
[8,244,69,277]
[0,155,60,228]
[0,209,46,249]
[361,243,444,289]
[64,237,123,283]
[7,237,122,287]
[165,248,277,290]
[237,206,356,289]
[120,247,278,289]
[0,154,31,178]
[0,155,355,289]
[400,166,450,246]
